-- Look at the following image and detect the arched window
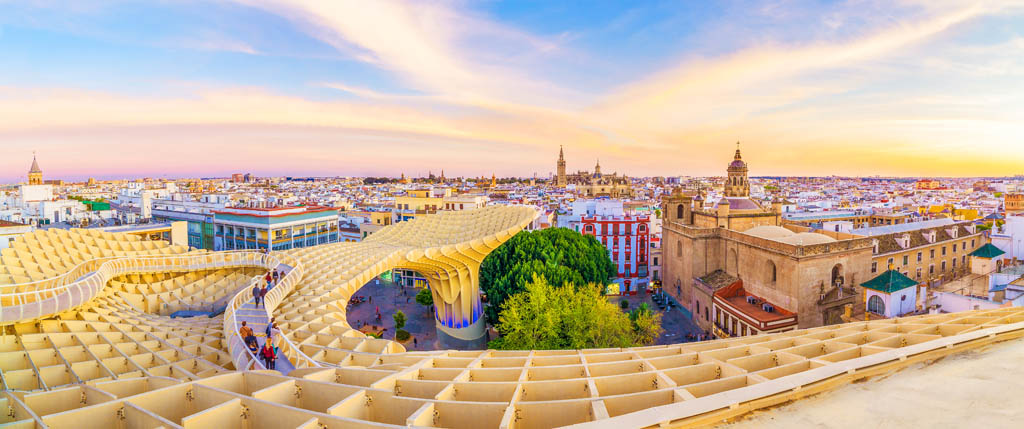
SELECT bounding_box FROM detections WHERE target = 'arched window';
[831,264,844,287]
[676,204,684,219]
[768,261,777,285]
[584,224,594,234]
[868,295,885,315]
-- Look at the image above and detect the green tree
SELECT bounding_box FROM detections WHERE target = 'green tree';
[415,287,433,307]
[490,274,645,350]
[628,303,663,346]
[480,228,616,324]
[393,310,407,331]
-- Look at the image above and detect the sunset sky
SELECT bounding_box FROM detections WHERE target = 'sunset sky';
[1,0,1023,182]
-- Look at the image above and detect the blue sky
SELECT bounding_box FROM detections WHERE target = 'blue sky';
[0,0,1022,182]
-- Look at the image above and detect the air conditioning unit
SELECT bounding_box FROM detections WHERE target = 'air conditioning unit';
[762,304,774,313]
[746,296,756,304]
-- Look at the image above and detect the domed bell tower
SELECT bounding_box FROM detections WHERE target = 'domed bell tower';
[725,142,749,198]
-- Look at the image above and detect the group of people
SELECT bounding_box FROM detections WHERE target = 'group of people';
[239,319,283,369]
[253,269,285,308]
[685,332,711,342]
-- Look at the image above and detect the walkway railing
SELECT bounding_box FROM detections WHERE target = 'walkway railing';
[0,251,270,324]
[221,252,319,372]
[0,249,318,373]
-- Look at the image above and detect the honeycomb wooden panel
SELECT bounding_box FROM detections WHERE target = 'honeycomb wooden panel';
[3,207,1024,428]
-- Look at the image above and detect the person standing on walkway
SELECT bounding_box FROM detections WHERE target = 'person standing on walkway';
[239,321,256,346]
[260,284,268,306]
[266,317,276,338]
[269,322,281,342]
[273,269,279,283]
[260,341,276,370]
[252,283,262,308]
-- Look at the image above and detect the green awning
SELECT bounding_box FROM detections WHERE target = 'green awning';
[969,243,1005,259]
[861,269,917,294]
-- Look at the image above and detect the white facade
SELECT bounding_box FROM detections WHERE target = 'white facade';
[865,286,920,318]
[992,213,1024,261]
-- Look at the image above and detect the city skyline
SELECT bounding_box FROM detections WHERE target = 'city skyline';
[1,1,1023,182]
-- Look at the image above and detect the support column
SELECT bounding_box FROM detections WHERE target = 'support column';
[430,271,487,350]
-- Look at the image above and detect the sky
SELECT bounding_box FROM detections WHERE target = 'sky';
[0,0,1023,182]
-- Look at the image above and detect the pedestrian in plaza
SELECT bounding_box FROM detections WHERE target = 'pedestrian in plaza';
[264,271,272,286]
[252,283,262,308]
[260,284,268,304]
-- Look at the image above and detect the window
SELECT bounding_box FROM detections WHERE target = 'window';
[972,239,976,247]
[868,295,885,315]
[871,262,877,273]
[917,252,922,262]
[887,257,894,268]
[676,205,684,219]
[962,255,966,265]
[653,257,658,266]
[941,261,946,272]
[929,264,935,274]
[916,268,922,279]
[705,307,709,321]
[953,244,957,252]
[903,255,908,266]
[584,224,594,234]
[930,249,935,259]
[942,246,947,256]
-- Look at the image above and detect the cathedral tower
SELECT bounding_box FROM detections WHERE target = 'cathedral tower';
[556,146,567,187]
[724,143,749,198]
[28,153,43,185]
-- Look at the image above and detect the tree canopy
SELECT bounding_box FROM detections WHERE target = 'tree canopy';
[415,287,433,307]
[489,275,662,350]
[480,228,616,324]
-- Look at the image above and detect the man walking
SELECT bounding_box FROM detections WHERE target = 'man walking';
[252,283,262,308]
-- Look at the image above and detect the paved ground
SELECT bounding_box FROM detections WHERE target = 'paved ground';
[345,277,440,351]
[609,290,708,345]
[346,278,709,351]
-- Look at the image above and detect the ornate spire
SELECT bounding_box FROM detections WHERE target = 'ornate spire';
[29,151,42,174]
[734,141,742,160]
[558,145,564,161]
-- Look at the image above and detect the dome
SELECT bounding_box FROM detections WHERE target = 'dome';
[779,232,837,246]
[744,225,795,240]
[729,159,747,169]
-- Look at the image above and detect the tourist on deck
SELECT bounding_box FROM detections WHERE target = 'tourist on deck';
[269,322,281,341]
[266,317,276,338]
[239,321,255,344]
[260,342,277,370]
[252,284,262,308]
